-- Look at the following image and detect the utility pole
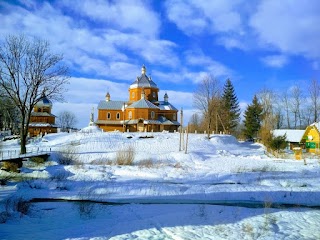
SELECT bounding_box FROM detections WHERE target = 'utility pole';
[179,107,183,151]
[185,124,189,154]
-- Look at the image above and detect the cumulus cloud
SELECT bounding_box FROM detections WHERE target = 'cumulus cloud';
[0,0,179,81]
[261,55,289,68]
[165,0,244,35]
[59,0,160,37]
[250,0,320,59]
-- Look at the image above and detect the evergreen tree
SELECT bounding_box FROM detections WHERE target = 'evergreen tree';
[243,95,263,140]
[221,79,241,134]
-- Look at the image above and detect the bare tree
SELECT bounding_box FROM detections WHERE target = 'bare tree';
[290,86,303,129]
[257,88,278,130]
[193,74,221,138]
[57,110,77,132]
[282,90,291,129]
[0,35,69,154]
[308,79,320,123]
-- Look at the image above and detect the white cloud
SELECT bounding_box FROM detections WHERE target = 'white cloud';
[165,0,244,35]
[0,1,179,80]
[261,55,289,68]
[216,37,247,50]
[250,0,320,59]
[184,50,233,81]
[60,0,160,37]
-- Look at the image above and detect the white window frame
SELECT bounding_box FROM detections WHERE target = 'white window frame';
[129,111,132,119]
[151,111,155,119]
[116,112,120,120]
[107,112,111,119]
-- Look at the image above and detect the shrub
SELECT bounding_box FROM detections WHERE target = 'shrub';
[116,145,135,165]
[1,161,20,172]
[136,159,153,168]
[268,134,287,152]
[56,147,77,165]
[30,156,48,164]
[0,174,14,186]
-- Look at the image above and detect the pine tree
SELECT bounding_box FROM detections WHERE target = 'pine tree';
[221,79,240,134]
[243,95,263,140]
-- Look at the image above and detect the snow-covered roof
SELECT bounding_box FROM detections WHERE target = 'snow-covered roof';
[29,122,58,127]
[158,101,178,111]
[98,100,125,110]
[36,94,52,107]
[126,99,159,109]
[310,122,320,130]
[272,129,305,143]
[129,65,158,90]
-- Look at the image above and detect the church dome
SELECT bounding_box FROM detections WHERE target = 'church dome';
[129,65,158,89]
[36,94,52,108]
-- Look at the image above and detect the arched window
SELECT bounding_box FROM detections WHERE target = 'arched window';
[173,114,176,120]
[116,112,120,120]
[152,92,156,98]
[132,92,135,99]
[129,111,132,119]
[151,111,155,119]
[107,112,111,119]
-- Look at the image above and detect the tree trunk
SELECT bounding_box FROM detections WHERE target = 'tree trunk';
[20,129,27,154]
[19,112,29,154]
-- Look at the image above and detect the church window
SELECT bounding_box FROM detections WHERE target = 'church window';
[107,112,111,119]
[152,92,156,98]
[151,111,155,119]
[173,114,176,120]
[129,111,132,119]
[132,92,135,99]
[116,112,120,120]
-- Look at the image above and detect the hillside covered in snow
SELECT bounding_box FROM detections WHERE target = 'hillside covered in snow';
[0,129,320,239]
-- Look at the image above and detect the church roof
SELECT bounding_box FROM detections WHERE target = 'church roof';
[158,101,178,111]
[129,65,158,89]
[127,99,159,109]
[29,122,58,127]
[36,94,52,107]
[98,100,124,110]
[158,116,180,126]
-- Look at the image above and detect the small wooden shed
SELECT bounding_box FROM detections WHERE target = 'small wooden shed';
[300,122,320,154]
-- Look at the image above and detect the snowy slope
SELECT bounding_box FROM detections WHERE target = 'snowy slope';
[0,130,319,239]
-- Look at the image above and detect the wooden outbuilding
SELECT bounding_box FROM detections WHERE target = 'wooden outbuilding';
[272,129,305,150]
[300,122,320,154]
[28,94,57,137]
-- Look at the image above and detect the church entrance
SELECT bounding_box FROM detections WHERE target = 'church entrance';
[137,119,144,132]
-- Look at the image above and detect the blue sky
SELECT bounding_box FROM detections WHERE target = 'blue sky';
[1,0,319,128]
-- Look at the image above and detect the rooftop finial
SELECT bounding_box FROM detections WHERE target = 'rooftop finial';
[106,92,110,102]
[164,92,168,103]
[141,64,146,75]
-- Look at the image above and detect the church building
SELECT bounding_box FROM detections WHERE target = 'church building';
[28,94,58,137]
[96,65,180,132]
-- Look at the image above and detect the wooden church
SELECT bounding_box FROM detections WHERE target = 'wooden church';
[96,65,180,132]
[28,93,58,137]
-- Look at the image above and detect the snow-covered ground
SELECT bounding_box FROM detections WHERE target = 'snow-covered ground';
[0,126,320,239]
